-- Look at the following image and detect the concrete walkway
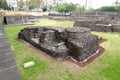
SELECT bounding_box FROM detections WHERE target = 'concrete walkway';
[0,16,21,80]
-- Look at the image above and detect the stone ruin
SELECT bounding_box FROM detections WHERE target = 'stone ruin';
[74,20,112,32]
[18,26,101,62]
[73,12,120,32]
[48,12,120,32]
[74,20,120,32]
[4,15,42,25]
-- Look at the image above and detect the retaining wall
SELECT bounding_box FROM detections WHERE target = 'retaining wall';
[4,15,43,25]
[74,20,120,32]
[0,16,21,80]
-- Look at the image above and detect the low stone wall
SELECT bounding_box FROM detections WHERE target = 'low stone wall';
[74,20,120,32]
[48,12,120,25]
[71,12,120,24]
[48,16,106,22]
[18,26,101,62]
[112,24,120,32]
[4,15,43,25]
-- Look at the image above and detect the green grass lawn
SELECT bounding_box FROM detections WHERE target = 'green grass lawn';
[4,19,120,80]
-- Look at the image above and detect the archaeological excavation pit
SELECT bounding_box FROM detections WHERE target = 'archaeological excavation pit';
[18,26,105,67]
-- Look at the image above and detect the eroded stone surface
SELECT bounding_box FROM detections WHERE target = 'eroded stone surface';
[18,26,100,62]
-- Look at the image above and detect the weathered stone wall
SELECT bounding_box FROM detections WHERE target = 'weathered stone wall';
[48,15,106,21]
[48,12,111,21]
[112,24,120,32]
[72,12,120,32]
[4,15,42,25]
[48,12,120,32]
[74,20,120,32]
[48,12,120,24]
[18,26,100,62]
[65,27,98,61]
[74,20,111,32]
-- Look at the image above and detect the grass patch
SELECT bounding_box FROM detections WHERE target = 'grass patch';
[22,55,51,80]
[34,19,74,27]
[4,19,120,80]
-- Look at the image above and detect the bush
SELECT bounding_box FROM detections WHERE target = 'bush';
[96,6,120,12]
[42,6,47,12]
[56,3,77,13]
[0,0,11,10]
[75,7,84,12]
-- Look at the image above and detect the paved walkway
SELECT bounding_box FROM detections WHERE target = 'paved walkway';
[0,16,21,80]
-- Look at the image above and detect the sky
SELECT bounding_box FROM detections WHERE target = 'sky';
[66,0,117,9]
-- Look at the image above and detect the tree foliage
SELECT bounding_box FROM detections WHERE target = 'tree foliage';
[96,6,120,12]
[0,0,11,10]
[115,6,120,12]
[17,0,44,11]
[56,3,77,13]
[28,0,35,10]
[42,6,47,12]
[75,7,84,12]
[17,0,24,10]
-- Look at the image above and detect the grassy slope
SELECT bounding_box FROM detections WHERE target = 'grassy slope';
[4,19,120,80]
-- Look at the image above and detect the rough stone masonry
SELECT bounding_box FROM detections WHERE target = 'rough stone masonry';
[18,26,101,62]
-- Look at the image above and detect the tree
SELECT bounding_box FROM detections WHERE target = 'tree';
[96,6,116,12]
[115,6,120,12]
[28,0,35,10]
[17,0,24,10]
[66,3,77,12]
[75,6,84,12]
[42,6,47,12]
[0,0,11,10]
[17,0,44,11]
[56,3,67,13]
[56,3,77,13]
